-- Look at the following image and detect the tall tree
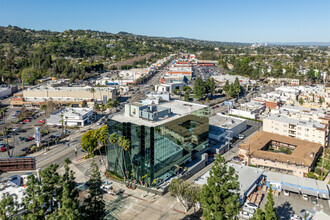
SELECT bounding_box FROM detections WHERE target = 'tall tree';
[21,175,45,220]
[83,160,106,219]
[0,192,18,220]
[223,80,230,93]
[193,77,206,100]
[40,164,61,214]
[264,188,278,220]
[206,78,216,96]
[49,158,81,219]
[200,155,240,219]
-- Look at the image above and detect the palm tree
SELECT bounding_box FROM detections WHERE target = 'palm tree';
[109,133,126,180]
[90,87,96,101]
[118,136,129,180]
[120,137,136,184]
[60,114,64,136]
[41,104,47,117]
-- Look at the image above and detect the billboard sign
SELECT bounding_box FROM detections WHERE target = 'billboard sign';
[103,95,107,105]
[0,157,36,172]
[224,101,233,107]
[35,127,40,143]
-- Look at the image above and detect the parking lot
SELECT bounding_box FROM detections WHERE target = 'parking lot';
[0,107,64,157]
[259,190,330,219]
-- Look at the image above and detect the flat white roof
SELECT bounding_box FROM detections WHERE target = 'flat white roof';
[210,114,246,130]
[111,100,207,127]
[194,163,264,197]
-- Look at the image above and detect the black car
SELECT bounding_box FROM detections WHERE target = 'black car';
[19,137,26,141]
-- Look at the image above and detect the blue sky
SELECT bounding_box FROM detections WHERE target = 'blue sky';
[0,0,329,43]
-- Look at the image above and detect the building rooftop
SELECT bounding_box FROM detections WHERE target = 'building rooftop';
[112,100,207,127]
[265,170,329,195]
[210,114,246,130]
[240,131,322,167]
[265,114,326,130]
[25,85,115,92]
[194,163,265,198]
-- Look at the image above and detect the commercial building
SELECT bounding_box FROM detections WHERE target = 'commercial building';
[263,114,329,145]
[46,107,94,127]
[96,68,150,86]
[12,82,117,107]
[167,67,193,80]
[253,97,281,109]
[265,171,329,199]
[212,75,257,86]
[160,75,188,84]
[209,114,247,141]
[239,131,322,177]
[229,101,265,119]
[154,82,185,93]
[0,86,16,99]
[107,100,209,187]
[267,77,300,86]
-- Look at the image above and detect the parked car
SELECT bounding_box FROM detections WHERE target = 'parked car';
[1,146,6,152]
[242,205,256,214]
[23,119,31,122]
[238,134,245,139]
[290,214,302,220]
[19,137,26,141]
[239,211,253,219]
[311,196,317,205]
[38,120,45,124]
[244,202,258,210]
[100,184,113,193]
[283,190,290,196]
[302,194,309,201]
[21,147,30,152]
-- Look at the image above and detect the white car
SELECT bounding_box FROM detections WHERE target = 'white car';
[290,214,302,220]
[238,134,245,139]
[239,211,253,219]
[283,190,290,196]
[100,184,113,193]
[242,205,256,214]
[302,194,309,201]
[244,202,258,210]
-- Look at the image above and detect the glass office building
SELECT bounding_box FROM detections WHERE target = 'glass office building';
[107,101,209,186]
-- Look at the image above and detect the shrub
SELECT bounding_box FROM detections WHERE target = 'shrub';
[307,172,317,179]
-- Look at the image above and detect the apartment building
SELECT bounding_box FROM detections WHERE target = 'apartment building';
[229,101,265,119]
[239,131,322,177]
[263,114,329,146]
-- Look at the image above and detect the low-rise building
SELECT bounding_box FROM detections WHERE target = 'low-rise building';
[13,83,117,107]
[0,85,17,98]
[46,107,94,127]
[209,114,247,141]
[229,101,265,119]
[167,67,193,80]
[263,114,329,145]
[267,77,300,86]
[154,82,185,93]
[239,131,322,177]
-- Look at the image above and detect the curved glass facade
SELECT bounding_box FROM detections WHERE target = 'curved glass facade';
[107,107,209,186]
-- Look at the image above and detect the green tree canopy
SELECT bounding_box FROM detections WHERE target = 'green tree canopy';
[81,130,98,154]
[193,77,206,100]
[200,155,240,219]
[83,160,106,219]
